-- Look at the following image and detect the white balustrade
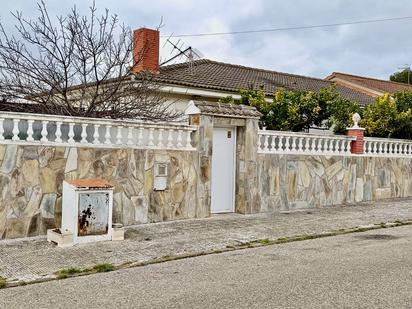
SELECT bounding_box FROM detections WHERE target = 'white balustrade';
[258,130,354,155]
[364,137,412,157]
[0,111,197,151]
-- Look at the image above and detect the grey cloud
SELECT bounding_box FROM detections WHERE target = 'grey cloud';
[1,0,411,80]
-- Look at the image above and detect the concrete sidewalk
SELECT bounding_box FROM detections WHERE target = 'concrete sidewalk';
[2,198,412,285]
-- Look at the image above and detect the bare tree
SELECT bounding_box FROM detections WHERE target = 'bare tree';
[0,1,180,121]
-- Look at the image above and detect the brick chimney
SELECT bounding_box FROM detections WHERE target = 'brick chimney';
[132,28,160,74]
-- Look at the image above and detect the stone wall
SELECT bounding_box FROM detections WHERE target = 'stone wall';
[258,154,412,212]
[0,145,204,239]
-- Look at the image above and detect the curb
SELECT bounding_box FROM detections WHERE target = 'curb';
[2,219,412,289]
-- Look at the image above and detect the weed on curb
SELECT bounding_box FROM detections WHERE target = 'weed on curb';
[0,276,6,289]
[92,263,114,273]
[56,267,83,279]
[56,263,115,279]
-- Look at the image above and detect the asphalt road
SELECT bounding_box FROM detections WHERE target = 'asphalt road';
[1,225,412,309]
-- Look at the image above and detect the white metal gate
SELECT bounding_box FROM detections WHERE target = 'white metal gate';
[211,127,236,213]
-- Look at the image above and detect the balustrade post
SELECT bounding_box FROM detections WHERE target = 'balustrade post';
[40,120,48,142]
[55,122,63,143]
[263,135,269,152]
[148,128,155,146]
[27,120,34,142]
[127,127,134,145]
[157,128,164,147]
[93,124,100,144]
[116,126,123,145]
[176,129,183,148]
[137,127,144,146]
[104,125,112,145]
[68,123,75,144]
[298,137,303,153]
[166,129,173,148]
[185,130,192,148]
[12,119,20,141]
[81,124,88,143]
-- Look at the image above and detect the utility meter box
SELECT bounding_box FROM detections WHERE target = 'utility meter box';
[61,179,114,244]
[154,162,168,191]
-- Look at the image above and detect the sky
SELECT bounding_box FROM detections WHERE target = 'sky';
[1,0,412,80]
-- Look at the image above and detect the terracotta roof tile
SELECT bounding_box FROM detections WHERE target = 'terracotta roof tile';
[157,59,375,107]
[326,72,412,94]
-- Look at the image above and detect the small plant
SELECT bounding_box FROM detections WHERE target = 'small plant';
[56,267,83,279]
[92,263,114,273]
[256,239,272,245]
[0,276,6,289]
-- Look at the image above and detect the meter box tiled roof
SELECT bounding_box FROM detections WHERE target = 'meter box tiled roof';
[189,101,262,118]
[66,179,114,190]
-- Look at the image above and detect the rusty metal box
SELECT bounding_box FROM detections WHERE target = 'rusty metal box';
[61,179,114,244]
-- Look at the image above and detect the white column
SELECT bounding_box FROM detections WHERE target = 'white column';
[148,127,155,146]
[27,120,34,142]
[68,122,75,144]
[157,128,164,147]
[378,141,384,155]
[116,126,123,145]
[137,127,144,146]
[55,121,62,143]
[12,119,20,141]
[291,136,297,153]
[176,129,183,148]
[325,139,333,153]
[345,139,351,154]
[185,130,192,148]
[285,136,290,153]
[93,124,100,144]
[263,135,269,152]
[127,127,134,145]
[316,138,323,154]
[40,120,48,142]
[298,137,303,153]
[167,129,174,148]
[104,125,112,145]
[80,124,88,143]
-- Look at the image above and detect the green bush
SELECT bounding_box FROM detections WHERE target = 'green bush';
[221,86,360,133]
[220,86,412,140]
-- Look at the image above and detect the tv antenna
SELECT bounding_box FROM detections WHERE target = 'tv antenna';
[160,34,204,73]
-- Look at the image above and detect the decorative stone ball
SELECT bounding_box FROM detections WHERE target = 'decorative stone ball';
[352,113,361,128]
